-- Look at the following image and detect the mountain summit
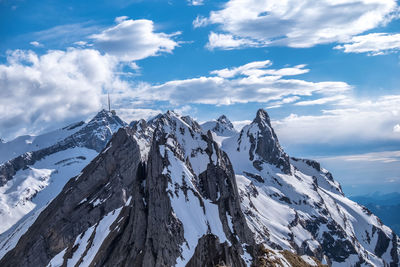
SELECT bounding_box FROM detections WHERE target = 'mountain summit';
[201,114,237,137]
[0,110,125,236]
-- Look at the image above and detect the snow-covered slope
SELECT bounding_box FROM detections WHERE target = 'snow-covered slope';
[0,109,398,267]
[217,109,400,266]
[0,110,125,240]
[0,121,85,164]
[201,115,237,137]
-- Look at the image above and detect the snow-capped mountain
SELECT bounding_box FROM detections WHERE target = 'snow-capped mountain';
[201,115,237,137]
[0,109,398,267]
[0,110,125,237]
[219,109,399,266]
[0,121,85,164]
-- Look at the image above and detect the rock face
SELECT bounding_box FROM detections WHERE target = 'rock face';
[186,234,245,267]
[0,108,399,267]
[236,109,291,175]
[201,115,237,137]
[0,128,141,266]
[0,111,256,267]
[219,109,400,266]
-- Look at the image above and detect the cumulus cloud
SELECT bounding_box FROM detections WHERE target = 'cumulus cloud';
[90,18,180,61]
[394,124,400,133]
[0,17,185,139]
[0,48,125,139]
[130,60,351,105]
[197,0,398,48]
[334,33,400,55]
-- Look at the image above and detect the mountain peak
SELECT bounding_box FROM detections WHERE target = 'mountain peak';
[253,108,271,126]
[216,115,234,129]
[89,109,125,126]
[236,109,291,174]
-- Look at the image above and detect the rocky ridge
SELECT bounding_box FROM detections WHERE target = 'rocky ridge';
[0,109,398,266]
[0,111,257,267]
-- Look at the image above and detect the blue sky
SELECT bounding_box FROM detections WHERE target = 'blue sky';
[1,0,400,195]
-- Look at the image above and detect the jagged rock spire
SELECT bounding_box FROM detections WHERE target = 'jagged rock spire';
[239,109,291,174]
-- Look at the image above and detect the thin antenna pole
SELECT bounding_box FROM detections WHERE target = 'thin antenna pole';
[108,93,111,112]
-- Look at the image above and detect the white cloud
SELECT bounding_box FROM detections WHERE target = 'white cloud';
[73,41,88,46]
[273,95,400,145]
[206,32,263,50]
[29,41,42,47]
[193,16,209,28]
[266,96,301,109]
[394,124,400,133]
[198,0,398,48]
[188,0,204,6]
[0,48,126,139]
[174,105,196,115]
[31,22,100,47]
[294,95,347,106]
[0,17,185,139]
[115,16,129,23]
[130,60,351,105]
[90,18,180,61]
[386,177,400,183]
[334,33,400,55]
[210,60,272,78]
[321,150,400,163]
[116,108,162,123]
[232,120,252,131]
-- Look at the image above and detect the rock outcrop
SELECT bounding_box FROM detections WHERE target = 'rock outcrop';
[0,111,256,267]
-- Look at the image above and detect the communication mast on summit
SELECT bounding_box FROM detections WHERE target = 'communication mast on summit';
[108,93,111,112]
[108,93,116,115]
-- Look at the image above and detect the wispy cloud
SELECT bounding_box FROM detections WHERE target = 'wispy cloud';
[334,33,400,55]
[321,150,400,163]
[130,60,351,105]
[206,32,264,50]
[294,95,347,106]
[29,41,43,48]
[31,22,100,46]
[187,0,204,6]
[195,0,398,49]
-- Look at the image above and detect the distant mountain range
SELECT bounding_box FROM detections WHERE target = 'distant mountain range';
[0,109,398,266]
